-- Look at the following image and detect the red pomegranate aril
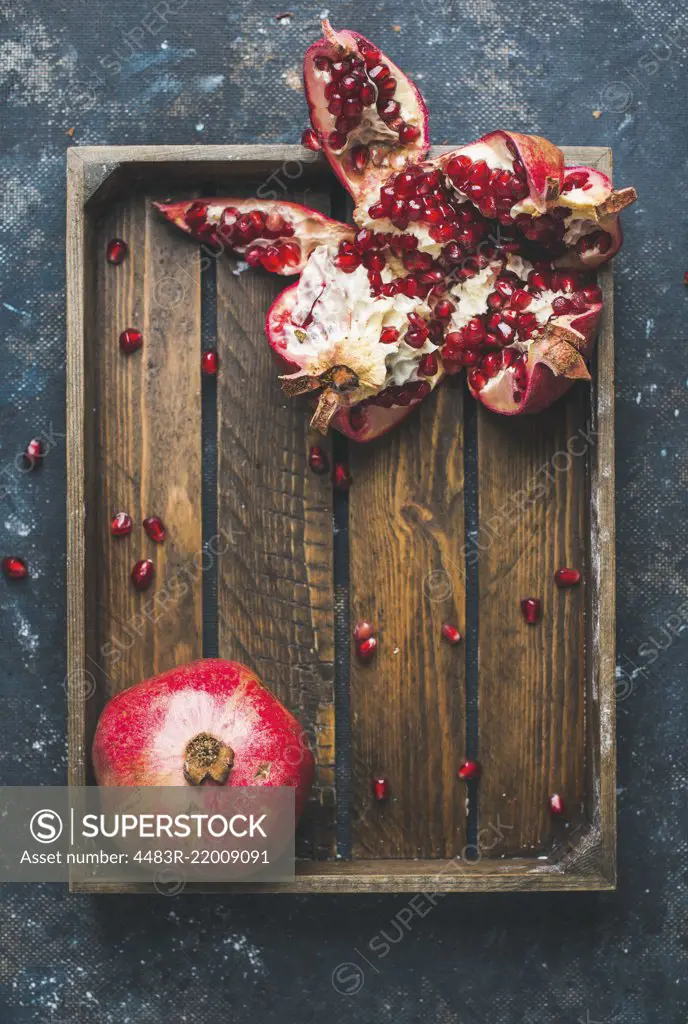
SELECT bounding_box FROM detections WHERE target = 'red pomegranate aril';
[111,512,133,537]
[23,437,44,470]
[260,245,285,272]
[185,201,208,232]
[404,329,426,349]
[143,516,166,544]
[106,238,128,265]
[245,245,264,267]
[334,463,352,490]
[367,63,390,83]
[2,556,28,580]
[569,291,588,314]
[350,145,369,172]
[328,130,347,150]
[552,272,578,293]
[202,349,219,376]
[457,760,481,781]
[582,284,603,304]
[446,155,473,183]
[280,241,302,267]
[131,559,155,592]
[521,597,542,624]
[379,326,400,345]
[554,567,581,587]
[468,368,487,391]
[548,793,565,816]
[463,317,486,344]
[357,636,377,661]
[552,297,573,315]
[441,623,461,645]
[398,123,421,144]
[360,82,375,105]
[418,352,438,377]
[482,352,502,378]
[486,292,505,310]
[378,98,401,121]
[527,269,551,292]
[460,347,481,366]
[334,250,361,271]
[378,76,397,99]
[301,127,321,151]
[314,55,331,71]
[308,445,329,475]
[434,299,454,319]
[353,620,374,643]
[328,96,344,116]
[562,170,589,191]
[495,278,516,300]
[119,328,142,355]
[501,307,519,328]
[372,777,390,801]
[510,289,532,311]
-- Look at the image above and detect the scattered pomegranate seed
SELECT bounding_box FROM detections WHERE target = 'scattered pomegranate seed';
[521,597,542,624]
[131,559,155,592]
[554,567,581,588]
[301,127,321,151]
[457,760,481,781]
[23,437,44,470]
[353,620,374,643]
[111,512,133,537]
[333,463,352,490]
[202,349,219,376]
[143,516,166,543]
[548,793,565,816]
[372,777,390,801]
[106,238,128,265]
[441,623,462,645]
[119,328,142,355]
[308,446,329,475]
[379,326,399,344]
[2,556,28,580]
[356,636,377,661]
[684,271,688,286]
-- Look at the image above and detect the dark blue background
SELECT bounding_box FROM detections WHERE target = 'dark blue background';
[0,1,686,1021]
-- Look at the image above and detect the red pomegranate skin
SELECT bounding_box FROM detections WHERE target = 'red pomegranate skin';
[92,659,314,822]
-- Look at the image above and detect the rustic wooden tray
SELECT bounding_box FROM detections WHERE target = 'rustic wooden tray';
[66,144,616,893]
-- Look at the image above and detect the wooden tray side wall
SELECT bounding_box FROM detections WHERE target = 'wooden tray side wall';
[66,145,615,892]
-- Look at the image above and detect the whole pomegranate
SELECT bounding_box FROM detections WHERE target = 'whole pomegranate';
[156,20,636,438]
[92,659,314,822]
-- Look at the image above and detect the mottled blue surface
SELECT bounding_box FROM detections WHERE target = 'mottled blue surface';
[0,1,686,1021]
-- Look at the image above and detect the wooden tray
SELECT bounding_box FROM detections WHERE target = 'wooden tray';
[66,144,616,893]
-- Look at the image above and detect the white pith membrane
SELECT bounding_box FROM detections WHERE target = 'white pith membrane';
[277,246,442,429]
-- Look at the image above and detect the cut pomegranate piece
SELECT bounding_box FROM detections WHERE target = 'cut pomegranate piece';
[353,620,374,642]
[308,445,329,474]
[131,559,155,592]
[23,437,44,470]
[119,328,142,355]
[441,623,462,645]
[372,776,390,801]
[548,793,565,816]
[106,238,128,265]
[333,462,353,490]
[556,165,637,269]
[111,512,133,537]
[457,760,481,781]
[202,350,220,376]
[303,20,429,203]
[155,198,354,276]
[356,636,377,661]
[521,597,542,624]
[143,516,166,543]
[2,556,28,580]
[554,567,581,587]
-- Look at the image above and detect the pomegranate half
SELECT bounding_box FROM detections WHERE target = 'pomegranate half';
[154,20,636,438]
[92,659,314,823]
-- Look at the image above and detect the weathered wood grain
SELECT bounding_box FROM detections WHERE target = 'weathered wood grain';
[348,384,467,859]
[214,191,336,860]
[93,195,203,696]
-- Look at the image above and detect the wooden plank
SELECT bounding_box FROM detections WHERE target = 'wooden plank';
[348,385,467,859]
[215,194,336,861]
[93,195,203,695]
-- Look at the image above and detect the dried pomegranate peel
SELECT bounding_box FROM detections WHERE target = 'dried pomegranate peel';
[154,20,636,440]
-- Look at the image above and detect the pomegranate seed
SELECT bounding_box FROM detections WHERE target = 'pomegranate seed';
[328,130,347,150]
[131,559,155,592]
[350,145,369,172]
[202,350,219,376]
[378,98,401,121]
[521,597,542,624]
[360,82,375,105]
[245,246,264,267]
[463,317,486,344]
[569,291,588,313]
[119,328,142,355]
[301,127,321,151]
[552,297,573,315]
[279,241,301,267]
[418,352,438,377]
[2,556,28,580]
[527,270,551,293]
[554,567,581,587]
[457,760,481,781]
[482,352,502,378]
[510,289,532,311]
[468,368,487,391]
[582,284,603,304]
[441,623,461,645]
[260,245,285,272]
[308,445,329,475]
[23,437,44,470]
[562,170,589,191]
[379,326,399,345]
[334,463,352,491]
[335,251,361,271]
[398,123,421,144]
[111,512,133,537]
[378,76,397,98]
[372,777,390,801]
[404,329,426,349]
[434,299,454,319]
[106,238,128,265]
[446,155,472,183]
[548,793,565,816]
[357,636,377,661]
[143,516,166,543]
[353,620,374,643]
[185,201,208,232]
[367,63,390,83]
